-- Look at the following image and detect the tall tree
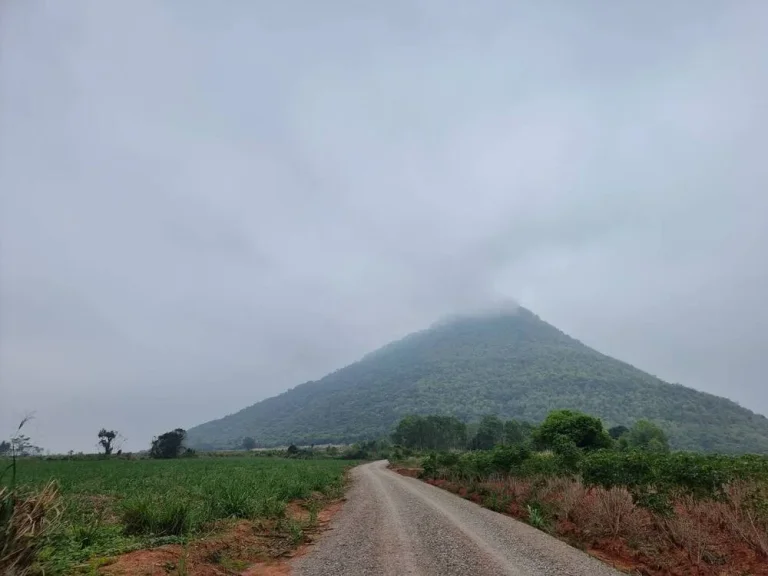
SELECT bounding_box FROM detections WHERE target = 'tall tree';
[534,409,612,451]
[469,415,505,450]
[150,428,187,459]
[98,429,118,455]
[504,419,535,445]
[10,434,41,457]
[391,415,467,450]
[623,420,670,452]
[241,437,257,450]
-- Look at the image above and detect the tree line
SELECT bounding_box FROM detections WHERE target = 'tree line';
[390,410,670,454]
[3,413,668,460]
[1,427,194,460]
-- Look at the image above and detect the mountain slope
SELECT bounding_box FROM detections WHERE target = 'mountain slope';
[186,308,768,453]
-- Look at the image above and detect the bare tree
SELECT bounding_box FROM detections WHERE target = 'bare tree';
[10,434,41,456]
[2,415,40,486]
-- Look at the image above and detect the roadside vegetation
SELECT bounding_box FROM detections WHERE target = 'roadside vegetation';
[390,410,768,575]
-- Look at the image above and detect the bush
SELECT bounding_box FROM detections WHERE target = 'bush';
[121,498,191,536]
[491,445,531,472]
[550,436,582,473]
[622,420,670,453]
[421,445,533,480]
[580,450,768,500]
[518,452,567,477]
[580,450,658,490]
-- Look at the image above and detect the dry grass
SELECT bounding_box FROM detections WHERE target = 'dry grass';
[554,480,588,523]
[716,481,768,558]
[662,496,716,565]
[586,486,651,540]
[416,468,768,575]
[500,476,532,501]
[0,481,62,576]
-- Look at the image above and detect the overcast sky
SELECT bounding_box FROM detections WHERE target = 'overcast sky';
[1,1,767,453]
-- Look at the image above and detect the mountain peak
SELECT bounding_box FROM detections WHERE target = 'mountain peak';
[429,299,523,328]
[187,309,768,454]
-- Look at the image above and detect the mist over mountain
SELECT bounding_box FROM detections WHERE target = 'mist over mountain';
[187,308,768,454]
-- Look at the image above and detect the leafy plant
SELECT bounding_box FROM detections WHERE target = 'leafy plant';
[527,504,547,530]
[121,498,191,536]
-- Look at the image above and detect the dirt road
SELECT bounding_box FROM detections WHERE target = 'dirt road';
[293,460,621,576]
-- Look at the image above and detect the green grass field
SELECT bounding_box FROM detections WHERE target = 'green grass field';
[4,456,352,574]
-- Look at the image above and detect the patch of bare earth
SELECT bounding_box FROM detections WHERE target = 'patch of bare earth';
[99,498,345,576]
[389,466,421,478]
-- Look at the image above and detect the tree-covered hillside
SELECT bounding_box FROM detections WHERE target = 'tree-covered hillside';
[186,308,768,453]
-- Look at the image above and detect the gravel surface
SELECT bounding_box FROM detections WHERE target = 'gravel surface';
[293,460,623,576]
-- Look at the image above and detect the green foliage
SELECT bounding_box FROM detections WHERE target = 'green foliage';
[526,504,547,530]
[419,408,768,502]
[490,444,532,471]
[241,437,257,451]
[150,429,187,459]
[185,309,768,454]
[423,444,534,480]
[391,415,467,450]
[340,440,390,460]
[121,498,191,536]
[5,457,352,574]
[468,415,504,450]
[622,420,670,452]
[518,452,567,477]
[550,436,582,472]
[580,450,768,500]
[534,410,612,451]
[608,425,629,440]
[504,419,535,445]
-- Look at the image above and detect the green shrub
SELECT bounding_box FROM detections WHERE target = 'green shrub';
[491,445,531,472]
[580,450,768,500]
[207,480,258,519]
[518,452,568,477]
[121,498,191,536]
[534,410,612,451]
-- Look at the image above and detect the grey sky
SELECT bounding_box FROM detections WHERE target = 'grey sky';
[1,1,767,453]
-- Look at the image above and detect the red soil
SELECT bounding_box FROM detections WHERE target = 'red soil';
[99,498,345,576]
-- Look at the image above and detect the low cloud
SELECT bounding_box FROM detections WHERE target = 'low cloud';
[1,1,767,452]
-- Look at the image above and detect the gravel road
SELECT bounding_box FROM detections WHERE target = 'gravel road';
[293,460,622,576]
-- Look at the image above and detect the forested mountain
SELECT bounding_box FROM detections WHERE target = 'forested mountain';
[186,308,768,453]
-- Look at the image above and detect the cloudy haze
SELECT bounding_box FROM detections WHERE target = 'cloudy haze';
[1,1,767,453]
